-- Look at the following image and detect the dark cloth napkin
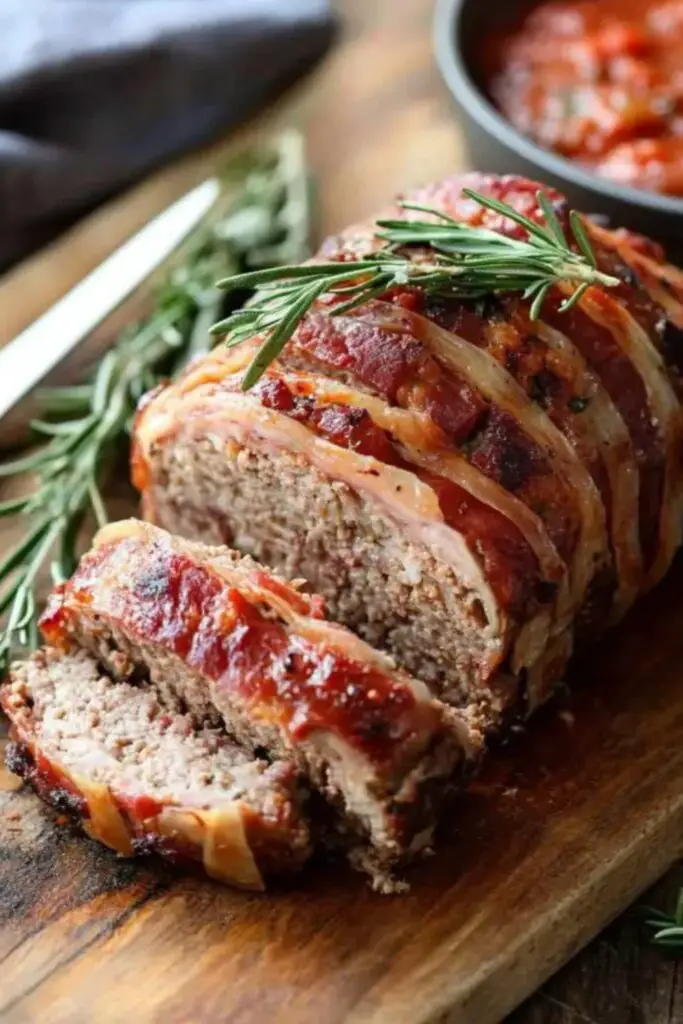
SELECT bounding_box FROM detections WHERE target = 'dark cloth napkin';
[0,0,334,269]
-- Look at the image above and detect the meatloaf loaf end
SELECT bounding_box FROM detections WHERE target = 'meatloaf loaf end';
[132,173,683,724]
[1,648,311,889]
[38,519,480,886]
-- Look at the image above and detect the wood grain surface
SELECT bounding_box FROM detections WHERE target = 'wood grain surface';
[1,2,682,1022]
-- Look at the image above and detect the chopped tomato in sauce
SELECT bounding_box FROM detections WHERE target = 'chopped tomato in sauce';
[487,0,683,196]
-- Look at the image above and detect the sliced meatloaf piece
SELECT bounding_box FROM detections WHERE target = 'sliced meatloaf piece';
[132,172,683,718]
[39,520,479,885]
[1,648,311,890]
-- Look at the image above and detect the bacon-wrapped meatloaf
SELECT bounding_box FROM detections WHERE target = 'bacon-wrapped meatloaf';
[132,174,683,727]
[2,521,479,890]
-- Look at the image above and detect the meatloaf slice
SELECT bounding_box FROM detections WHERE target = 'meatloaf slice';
[39,520,479,885]
[1,648,311,890]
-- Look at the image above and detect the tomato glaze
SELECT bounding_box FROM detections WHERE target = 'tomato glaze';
[390,173,667,568]
[294,310,488,444]
[291,309,577,564]
[423,296,613,517]
[40,540,425,765]
[253,375,548,616]
[401,173,666,338]
[487,0,683,195]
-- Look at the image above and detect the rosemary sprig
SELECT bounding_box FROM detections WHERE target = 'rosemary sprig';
[211,187,621,391]
[0,131,312,675]
[642,887,683,954]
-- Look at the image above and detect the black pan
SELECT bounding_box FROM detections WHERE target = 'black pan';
[434,0,683,253]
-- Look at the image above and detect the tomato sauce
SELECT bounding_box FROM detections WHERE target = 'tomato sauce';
[487,0,683,195]
[41,539,425,766]
[253,375,547,616]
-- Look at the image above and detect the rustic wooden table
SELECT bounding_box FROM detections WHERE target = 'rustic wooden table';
[0,2,682,1021]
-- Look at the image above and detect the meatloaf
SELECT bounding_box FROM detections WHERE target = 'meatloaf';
[32,519,479,887]
[132,173,683,723]
[1,647,311,890]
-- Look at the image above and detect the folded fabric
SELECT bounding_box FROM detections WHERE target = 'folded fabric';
[0,0,334,269]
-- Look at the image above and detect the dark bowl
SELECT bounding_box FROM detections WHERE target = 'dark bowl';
[434,0,683,253]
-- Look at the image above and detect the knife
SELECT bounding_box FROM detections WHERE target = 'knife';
[0,177,221,425]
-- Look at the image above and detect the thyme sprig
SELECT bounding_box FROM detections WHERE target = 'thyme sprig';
[0,131,313,675]
[642,887,683,954]
[211,187,620,391]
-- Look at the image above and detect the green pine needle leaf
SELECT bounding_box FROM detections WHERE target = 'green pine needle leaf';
[214,188,621,387]
[536,190,567,248]
[570,210,598,268]
[642,888,683,955]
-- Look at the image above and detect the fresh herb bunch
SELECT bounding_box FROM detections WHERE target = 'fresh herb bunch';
[643,887,683,954]
[211,187,621,391]
[0,130,313,675]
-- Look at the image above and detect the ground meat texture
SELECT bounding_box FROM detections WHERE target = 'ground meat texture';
[1,648,311,890]
[253,377,544,620]
[38,521,477,880]
[134,172,683,745]
[285,309,581,565]
[136,432,518,716]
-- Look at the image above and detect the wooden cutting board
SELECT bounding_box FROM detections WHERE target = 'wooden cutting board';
[2,563,683,1024]
[1,3,683,1021]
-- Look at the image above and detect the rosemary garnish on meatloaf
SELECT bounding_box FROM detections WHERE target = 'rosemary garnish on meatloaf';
[211,188,621,391]
[0,132,313,675]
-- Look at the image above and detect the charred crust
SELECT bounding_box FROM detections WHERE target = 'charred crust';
[48,787,88,818]
[504,348,520,374]
[424,294,504,326]
[6,741,87,818]
[5,740,33,780]
[469,295,505,321]
[131,832,186,865]
[470,408,548,493]
[621,266,640,289]
[528,370,562,407]
[351,713,392,742]
[534,579,559,605]
[575,564,618,639]
[661,318,683,374]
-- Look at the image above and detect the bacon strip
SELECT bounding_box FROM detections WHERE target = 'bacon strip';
[136,382,522,677]
[532,319,641,616]
[394,173,681,593]
[304,299,607,625]
[133,170,683,719]
[169,344,567,609]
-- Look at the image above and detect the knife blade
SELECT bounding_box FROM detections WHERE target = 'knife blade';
[0,177,221,425]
